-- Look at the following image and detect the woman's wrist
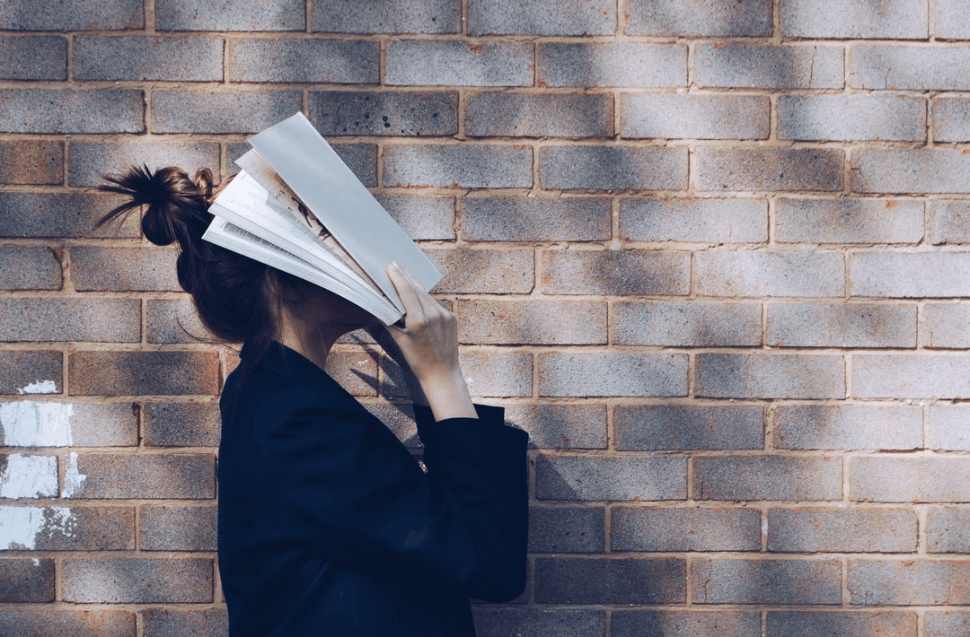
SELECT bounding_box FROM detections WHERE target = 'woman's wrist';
[420,368,478,421]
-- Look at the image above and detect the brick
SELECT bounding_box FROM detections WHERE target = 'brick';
[0,141,62,185]
[928,405,970,451]
[457,299,606,345]
[69,351,221,396]
[849,560,970,605]
[538,43,686,88]
[613,612,761,637]
[467,93,612,139]
[460,350,533,398]
[613,301,762,348]
[62,453,215,499]
[504,404,608,449]
[0,402,137,447]
[230,40,378,83]
[541,250,690,296]
[695,148,844,192]
[386,41,533,87]
[623,95,769,141]
[325,348,378,397]
[375,195,455,240]
[363,402,419,448]
[933,0,970,39]
[0,0,143,30]
[70,140,220,188]
[0,351,62,396]
[626,0,771,36]
[0,506,134,551]
[473,609,604,637]
[851,46,970,91]
[152,90,302,134]
[0,193,141,238]
[143,402,221,447]
[696,456,842,501]
[310,91,455,137]
[536,455,686,501]
[63,558,212,603]
[933,98,970,143]
[0,298,140,343]
[385,144,532,188]
[852,252,970,297]
[536,558,685,604]
[697,354,845,400]
[0,247,62,291]
[146,298,212,344]
[425,248,534,293]
[71,247,180,292]
[695,43,844,90]
[777,198,924,244]
[462,196,611,242]
[528,507,604,553]
[850,456,970,502]
[774,404,922,451]
[927,507,970,553]
[769,508,916,553]
[141,505,217,551]
[0,559,54,602]
[540,146,687,191]
[0,36,66,80]
[767,303,916,349]
[0,454,58,498]
[75,36,222,81]
[855,150,970,195]
[929,201,970,244]
[780,95,925,142]
[539,352,688,398]
[470,1,614,35]
[927,612,970,637]
[156,0,304,30]
[0,610,135,637]
[612,507,761,552]
[615,405,764,451]
[620,197,767,244]
[0,89,143,134]
[782,0,927,38]
[143,609,230,637]
[314,0,459,34]
[767,612,917,637]
[853,354,970,399]
[693,559,842,605]
[696,251,844,297]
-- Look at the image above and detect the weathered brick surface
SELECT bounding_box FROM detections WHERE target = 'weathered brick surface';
[230,40,378,83]
[152,90,302,134]
[695,44,844,89]
[462,196,610,242]
[0,560,54,602]
[850,456,970,502]
[851,46,970,90]
[0,351,62,396]
[141,505,217,551]
[325,348,379,397]
[0,90,143,134]
[928,405,970,451]
[612,611,761,637]
[0,610,135,637]
[612,301,762,347]
[504,404,607,449]
[692,559,842,605]
[779,95,925,142]
[626,0,772,36]
[926,507,970,553]
[69,351,221,396]
[458,299,606,345]
[0,36,66,80]
[376,195,455,240]
[540,146,688,191]
[773,404,922,451]
[0,141,62,185]
[776,198,924,244]
[852,354,970,399]
[695,148,844,192]
[767,302,916,348]
[474,608,604,637]
[0,402,137,447]
[538,43,686,88]
[142,609,228,637]
[62,453,215,499]
[459,350,533,398]
[926,612,970,637]
[0,506,134,551]
[619,197,767,244]
[387,41,533,87]
[695,456,843,501]
[536,455,686,501]
[536,558,685,604]
[310,91,455,136]
[0,298,140,343]
[467,93,612,139]
[0,0,143,30]
[768,508,917,553]
[696,354,845,399]
[767,612,917,637]
[539,352,688,397]
[696,251,844,297]
[470,1,614,36]
[0,453,58,498]
[69,141,220,188]
[425,248,534,293]
[313,0,458,34]
[0,246,62,291]
[528,507,604,553]
[156,0,304,31]
[541,250,690,295]
[384,144,532,188]
[0,192,140,238]
[849,560,970,605]
[143,402,221,447]
[932,97,970,142]
[71,247,180,292]
[782,0,927,38]
[612,507,761,552]
[853,150,970,194]
[933,0,970,40]
[922,303,970,349]
[62,558,212,603]
[146,298,212,344]
[75,36,223,81]
[852,252,970,297]
[929,201,970,244]
[622,95,769,141]
[614,405,764,451]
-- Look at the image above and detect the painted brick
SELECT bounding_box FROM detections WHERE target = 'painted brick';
[613,612,762,637]
[612,507,761,552]
[425,248,534,293]
[143,609,228,637]
[152,90,302,134]
[535,558,685,604]
[928,405,970,451]
[62,558,212,603]
[768,303,916,349]
[71,247,180,292]
[0,351,62,396]
[851,456,970,502]
[622,94,769,140]
[929,201,970,244]
[0,298,139,343]
[540,146,688,191]
[156,0,304,31]
[0,0,143,30]
[0,36,66,80]
[538,43,686,88]
[0,193,141,238]
[620,197,767,244]
[462,196,610,242]
[854,354,970,399]
[695,456,842,501]
[626,0,772,36]
[536,455,686,501]
[613,301,762,347]
[376,195,455,240]
[933,97,970,142]
[469,1,614,36]
[384,144,532,188]
[854,150,970,194]
[614,405,764,451]
[768,508,916,553]
[927,612,970,637]
[504,404,608,450]
[146,298,212,344]
[924,303,970,349]
[538,352,688,398]
[782,0,927,38]
[695,148,844,192]
[69,351,221,396]
[776,198,924,244]
[457,299,606,345]
[0,559,54,602]
[141,505,217,551]
[386,41,533,87]
[0,506,134,551]
[309,91,455,137]
[230,40,378,83]
[774,404,922,451]
[62,453,215,499]
[541,250,690,295]
[460,350,533,398]
[927,507,970,553]
[695,43,844,89]
[849,560,970,605]
[779,95,925,142]
[0,402,137,447]
[69,140,220,188]
[933,0,970,39]
[0,610,135,637]
[693,558,841,605]
[0,246,62,291]
[473,609,604,637]
[697,354,845,400]
[851,46,970,90]
[75,36,222,81]
[0,454,58,498]
[0,141,62,185]
[313,0,459,34]
[528,507,604,553]
[852,252,970,297]
[767,612,917,637]
[143,402,221,447]
[0,89,143,134]
[695,251,844,297]
[467,93,612,139]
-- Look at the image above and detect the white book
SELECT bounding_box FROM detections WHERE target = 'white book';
[202,113,442,325]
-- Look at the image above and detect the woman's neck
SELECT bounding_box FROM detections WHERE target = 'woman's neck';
[277,307,340,371]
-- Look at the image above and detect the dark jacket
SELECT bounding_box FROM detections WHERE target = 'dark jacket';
[217,342,529,636]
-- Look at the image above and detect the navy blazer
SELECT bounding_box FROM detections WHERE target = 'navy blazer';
[218,342,529,636]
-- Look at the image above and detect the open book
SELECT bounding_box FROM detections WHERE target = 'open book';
[202,113,442,325]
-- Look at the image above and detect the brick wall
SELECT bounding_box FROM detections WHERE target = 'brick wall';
[1,0,969,635]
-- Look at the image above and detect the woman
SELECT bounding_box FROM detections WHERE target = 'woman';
[98,166,529,636]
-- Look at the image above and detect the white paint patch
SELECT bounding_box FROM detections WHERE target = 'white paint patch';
[61,452,87,499]
[0,506,75,550]
[0,454,58,499]
[0,402,73,447]
[16,380,58,395]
